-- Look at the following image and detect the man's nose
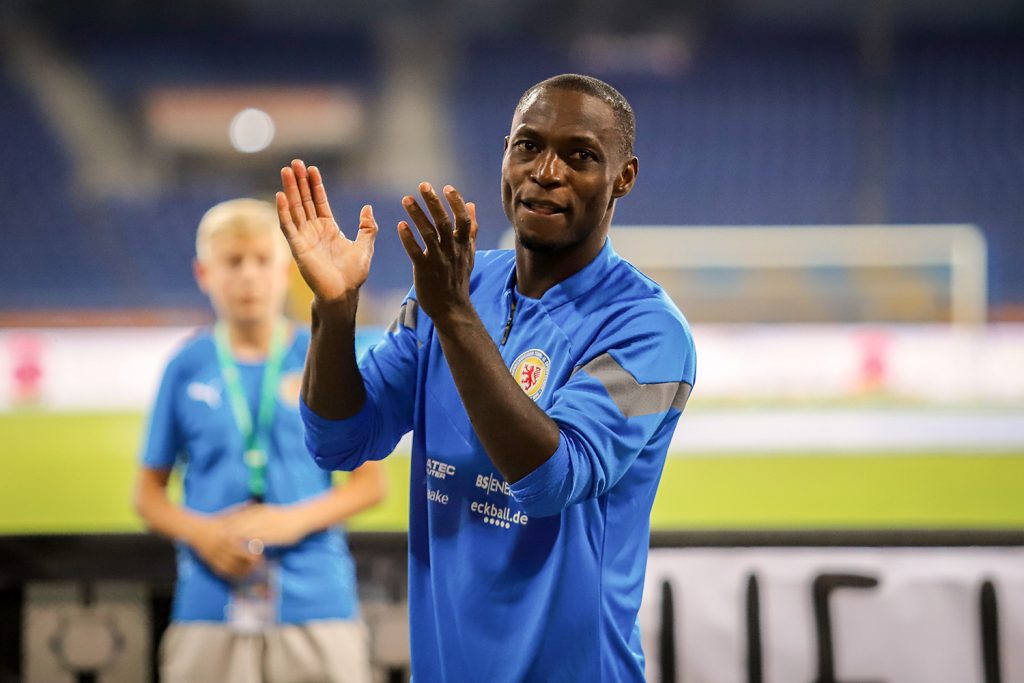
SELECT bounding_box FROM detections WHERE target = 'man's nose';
[530,151,564,187]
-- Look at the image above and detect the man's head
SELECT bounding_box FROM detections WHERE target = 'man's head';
[501,74,638,257]
[193,198,291,326]
[515,75,636,159]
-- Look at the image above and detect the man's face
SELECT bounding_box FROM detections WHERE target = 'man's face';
[501,87,635,255]
[195,232,290,326]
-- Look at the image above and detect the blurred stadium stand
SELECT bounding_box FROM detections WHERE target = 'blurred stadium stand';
[60,25,376,102]
[888,32,1024,309]
[0,5,1021,320]
[0,75,104,310]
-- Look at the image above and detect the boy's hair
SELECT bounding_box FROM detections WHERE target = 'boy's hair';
[195,198,287,262]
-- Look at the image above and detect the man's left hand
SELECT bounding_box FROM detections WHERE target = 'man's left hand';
[398,183,478,325]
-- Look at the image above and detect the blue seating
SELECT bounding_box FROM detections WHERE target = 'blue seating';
[0,28,1021,311]
[886,33,1024,304]
[0,77,105,309]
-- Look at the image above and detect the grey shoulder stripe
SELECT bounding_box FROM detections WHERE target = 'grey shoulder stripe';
[402,300,419,330]
[672,382,692,413]
[387,300,419,334]
[578,352,691,418]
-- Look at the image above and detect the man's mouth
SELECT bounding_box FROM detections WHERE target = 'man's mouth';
[520,199,566,216]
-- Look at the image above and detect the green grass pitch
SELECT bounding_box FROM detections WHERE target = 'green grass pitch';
[2,412,1022,534]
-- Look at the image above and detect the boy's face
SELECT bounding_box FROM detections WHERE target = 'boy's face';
[194,231,291,326]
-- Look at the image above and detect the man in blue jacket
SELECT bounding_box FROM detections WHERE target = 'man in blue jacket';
[276,74,696,683]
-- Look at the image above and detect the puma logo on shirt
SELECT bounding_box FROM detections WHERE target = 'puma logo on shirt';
[187,381,222,409]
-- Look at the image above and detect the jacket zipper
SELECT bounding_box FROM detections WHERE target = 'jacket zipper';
[499,296,517,347]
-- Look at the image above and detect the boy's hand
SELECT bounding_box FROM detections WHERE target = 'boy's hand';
[276,159,378,303]
[189,517,263,580]
[223,503,309,548]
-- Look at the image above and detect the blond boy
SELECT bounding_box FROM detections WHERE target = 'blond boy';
[134,198,384,683]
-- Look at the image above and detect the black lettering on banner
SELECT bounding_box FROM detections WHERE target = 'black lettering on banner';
[812,573,884,683]
[746,574,763,683]
[980,579,1002,683]
[659,580,678,683]
[659,581,675,683]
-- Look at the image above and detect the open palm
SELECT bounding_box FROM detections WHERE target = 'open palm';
[276,159,377,302]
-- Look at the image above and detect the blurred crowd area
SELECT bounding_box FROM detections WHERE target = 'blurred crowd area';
[0,0,1021,325]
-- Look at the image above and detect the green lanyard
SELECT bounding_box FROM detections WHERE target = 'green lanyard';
[213,319,288,502]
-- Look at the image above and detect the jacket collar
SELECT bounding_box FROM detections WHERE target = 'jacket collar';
[503,237,619,310]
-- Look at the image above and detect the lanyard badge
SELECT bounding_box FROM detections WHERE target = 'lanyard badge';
[226,557,280,634]
[213,319,288,502]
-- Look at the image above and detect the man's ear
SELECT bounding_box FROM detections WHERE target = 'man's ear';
[503,136,510,153]
[193,258,210,294]
[612,156,639,199]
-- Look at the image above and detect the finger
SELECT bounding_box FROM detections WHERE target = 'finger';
[397,221,426,265]
[275,192,297,240]
[227,555,258,578]
[418,182,454,250]
[467,202,479,245]
[291,159,317,222]
[224,564,248,580]
[308,166,334,220]
[354,205,378,259]
[225,566,247,580]
[402,195,440,251]
[444,185,471,244]
[218,550,248,576]
[211,559,236,578]
[229,543,260,564]
[280,166,307,227]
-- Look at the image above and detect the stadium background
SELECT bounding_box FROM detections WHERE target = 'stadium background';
[0,0,1022,681]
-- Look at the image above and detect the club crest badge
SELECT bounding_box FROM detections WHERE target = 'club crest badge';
[510,349,551,401]
[278,371,303,407]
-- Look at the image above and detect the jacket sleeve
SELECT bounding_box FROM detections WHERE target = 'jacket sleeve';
[510,305,695,517]
[300,295,421,471]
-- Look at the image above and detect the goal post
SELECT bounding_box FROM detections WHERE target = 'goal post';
[500,225,987,324]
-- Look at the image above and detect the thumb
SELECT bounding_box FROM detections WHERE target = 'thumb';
[355,204,378,258]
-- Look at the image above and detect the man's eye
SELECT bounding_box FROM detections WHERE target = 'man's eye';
[572,150,595,161]
[514,140,537,152]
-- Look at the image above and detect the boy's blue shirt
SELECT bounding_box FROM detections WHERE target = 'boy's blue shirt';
[142,327,358,624]
[302,239,696,682]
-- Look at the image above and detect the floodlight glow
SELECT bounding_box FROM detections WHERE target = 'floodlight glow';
[229,108,275,153]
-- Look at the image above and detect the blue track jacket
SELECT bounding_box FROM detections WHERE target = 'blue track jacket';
[302,239,696,682]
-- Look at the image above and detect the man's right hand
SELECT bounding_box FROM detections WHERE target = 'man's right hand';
[276,159,378,303]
